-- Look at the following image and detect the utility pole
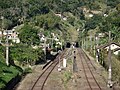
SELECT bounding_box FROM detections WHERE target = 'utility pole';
[107,31,112,88]
[1,17,9,66]
[1,16,4,31]
[44,38,47,62]
[83,38,85,49]
[22,0,27,23]
[81,35,83,49]
[58,50,62,67]
[84,37,86,50]
[1,16,4,41]
[95,35,99,63]
[6,30,9,66]
[73,51,76,73]
[90,36,92,51]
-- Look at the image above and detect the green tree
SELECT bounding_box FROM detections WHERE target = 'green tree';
[85,15,103,30]
[35,12,60,29]
[10,44,42,66]
[18,24,40,45]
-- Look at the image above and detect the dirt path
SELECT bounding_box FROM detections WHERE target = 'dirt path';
[15,65,44,90]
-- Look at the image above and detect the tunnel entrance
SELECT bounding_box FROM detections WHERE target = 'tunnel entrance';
[75,42,79,48]
[66,42,71,48]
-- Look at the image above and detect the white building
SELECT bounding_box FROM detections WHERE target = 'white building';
[105,43,120,51]
[55,13,67,20]
[2,29,20,43]
[0,31,2,38]
[97,42,120,55]
[113,48,120,55]
[89,14,94,17]
[55,13,62,17]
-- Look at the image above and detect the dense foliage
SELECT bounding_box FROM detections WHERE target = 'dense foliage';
[18,24,40,45]
[10,44,43,66]
[34,12,60,29]
[0,60,22,89]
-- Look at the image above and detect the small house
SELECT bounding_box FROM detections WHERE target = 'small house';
[97,42,120,55]
[113,48,120,55]
[105,42,120,51]
[3,29,20,43]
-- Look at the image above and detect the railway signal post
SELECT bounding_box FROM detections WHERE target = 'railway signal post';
[73,50,76,73]
[58,50,62,72]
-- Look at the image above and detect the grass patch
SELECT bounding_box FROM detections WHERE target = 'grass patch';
[0,82,5,89]
[0,61,23,89]
[63,71,72,85]
[23,67,32,75]
[67,59,73,65]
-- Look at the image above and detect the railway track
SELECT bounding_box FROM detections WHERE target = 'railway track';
[78,48,103,90]
[30,49,67,90]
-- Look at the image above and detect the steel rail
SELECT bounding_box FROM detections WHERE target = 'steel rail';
[78,48,102,90]
[78,48,92,90]
[30,49,67,90]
